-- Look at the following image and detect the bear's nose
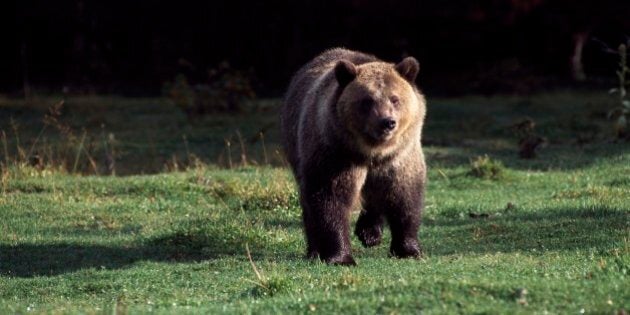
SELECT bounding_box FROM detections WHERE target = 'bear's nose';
[379,118,397,132]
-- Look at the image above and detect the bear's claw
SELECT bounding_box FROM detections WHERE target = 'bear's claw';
[355,225,382,248]
[324,254,357,266]
[390,242,423,259]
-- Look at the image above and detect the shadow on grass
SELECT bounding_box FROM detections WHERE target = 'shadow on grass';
[1,207,626,277]
[425,141,627,171]
[422,206,628,256]
[0,223,298,278]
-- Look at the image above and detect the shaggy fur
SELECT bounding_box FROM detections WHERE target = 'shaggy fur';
[281,48,427,265]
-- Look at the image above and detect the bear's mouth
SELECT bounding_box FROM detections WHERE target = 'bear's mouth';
[364,129,395,145]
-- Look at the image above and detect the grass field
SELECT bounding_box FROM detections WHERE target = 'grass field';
[0,92,629,313]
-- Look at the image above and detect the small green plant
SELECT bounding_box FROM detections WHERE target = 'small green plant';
[1,100,107,176]
[162,74,195,118]
[245,244,292,297]
[163,61,256,119]
[508,117,547,158]
[608,43,630,139]
[249,275,293,298]
[467,155,505,180]
[206,61,256,112]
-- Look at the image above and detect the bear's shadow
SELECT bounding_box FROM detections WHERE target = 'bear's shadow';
[0,228,299,278]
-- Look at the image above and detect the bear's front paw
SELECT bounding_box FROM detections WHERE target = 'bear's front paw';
[355,224,382,248]
[323,254,357,266]
[390,241,423,259]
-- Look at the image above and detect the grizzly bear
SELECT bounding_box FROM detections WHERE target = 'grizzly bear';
[281,48,427,265]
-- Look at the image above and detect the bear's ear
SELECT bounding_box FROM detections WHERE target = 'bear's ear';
[395,57,420,83]
[334,60,357,87]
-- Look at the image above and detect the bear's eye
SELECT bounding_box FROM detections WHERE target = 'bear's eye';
[359,98,374,112]
[390,95,400,106]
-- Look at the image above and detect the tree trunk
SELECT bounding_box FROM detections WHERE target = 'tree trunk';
[20,42,30,100]
[570,31,589,82]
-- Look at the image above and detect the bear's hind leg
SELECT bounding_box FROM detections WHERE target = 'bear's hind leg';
[354,208,384,248]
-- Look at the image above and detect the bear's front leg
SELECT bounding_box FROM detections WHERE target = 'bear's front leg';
[387,203,423,259]
[300,165,366,265]
[385,172,425,258]
[355,207,384,248]
[364,159,426,259]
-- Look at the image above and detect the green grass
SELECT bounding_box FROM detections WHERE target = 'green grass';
[0,90,622,174]
[1,152,628,313]
[0,96,284,174]
[0,92,629,313]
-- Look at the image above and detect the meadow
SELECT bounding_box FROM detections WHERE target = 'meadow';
[0,92,628,314]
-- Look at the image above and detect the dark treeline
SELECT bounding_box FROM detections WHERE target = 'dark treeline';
[5,0,630,96]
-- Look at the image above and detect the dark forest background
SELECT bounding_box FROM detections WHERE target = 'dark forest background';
[4,0,630,97]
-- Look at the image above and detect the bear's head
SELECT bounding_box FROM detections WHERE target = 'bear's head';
[334,57,424,155]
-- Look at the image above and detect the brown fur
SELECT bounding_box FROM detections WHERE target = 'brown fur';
[281,48,427,265]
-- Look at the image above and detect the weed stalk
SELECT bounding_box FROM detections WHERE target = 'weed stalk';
[1,130,9,166]
[236,130,247,166]
[260,132,268,164]
[225,138,233,169]
[72,130,87,173]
